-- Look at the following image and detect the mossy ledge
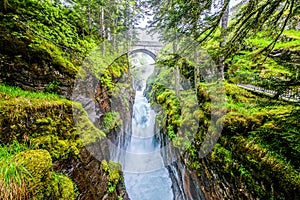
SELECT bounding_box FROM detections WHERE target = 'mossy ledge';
[0,83,128,199]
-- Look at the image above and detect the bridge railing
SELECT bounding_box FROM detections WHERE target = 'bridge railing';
[236,83,300,102]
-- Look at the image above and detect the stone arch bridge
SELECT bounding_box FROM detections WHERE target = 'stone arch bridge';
[128,28,163,60]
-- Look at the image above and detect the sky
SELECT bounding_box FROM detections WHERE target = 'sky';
[137,0,243,28]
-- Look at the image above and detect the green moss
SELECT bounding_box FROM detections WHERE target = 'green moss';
[148,73,300,198]
[226,29,299,95]
[101,160,110,173]
[13,149,52,199]
[48,173,76,200]
[201,83,300,198]
[101,160,122,194]
[0,84,105,161]
[0,0,102,77]
[149,84,181,140]
[31,135,81,160]
[44,81,61,94]
[102,111,122,133]
[30,41,78,75]
[85,51,129,92]
[72,102,106,145]
[101,160,122,183]
[0,149,77,199]
[0,84,101,199]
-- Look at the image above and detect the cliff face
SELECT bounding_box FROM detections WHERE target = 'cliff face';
[67,54,134,199]
[0,82,131,199]
[146,60,300,199]
[154,125,204,200]
[0,13,77,98]
[192,84,300,200]
[0,40,134,199]
[0,1,134,199]
[0,50,75,98]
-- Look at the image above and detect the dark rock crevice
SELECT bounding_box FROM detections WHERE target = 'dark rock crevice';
[54,145,129,200]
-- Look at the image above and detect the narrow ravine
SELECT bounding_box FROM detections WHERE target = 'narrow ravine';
[108,53,204,200]
[123,89,174,200]
[122,54,174,200]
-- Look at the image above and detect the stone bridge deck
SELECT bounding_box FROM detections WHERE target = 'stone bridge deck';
[129,28,163,58]
[133,41,163,48]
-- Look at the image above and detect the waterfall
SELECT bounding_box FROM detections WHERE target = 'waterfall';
[122,53,174,199]
[108,53,204,200]
[123,89,174,199]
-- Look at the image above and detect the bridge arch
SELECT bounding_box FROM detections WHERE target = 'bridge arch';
[129,49,156,61]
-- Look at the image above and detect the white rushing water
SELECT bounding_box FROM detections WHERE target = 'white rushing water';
[123,53,174,200]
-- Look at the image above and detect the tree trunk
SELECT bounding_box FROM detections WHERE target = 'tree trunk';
[194,47,199,91]
[100,7,105,56]
[217,2,229,80]
[3,0,8,11]
[173,40,180,96]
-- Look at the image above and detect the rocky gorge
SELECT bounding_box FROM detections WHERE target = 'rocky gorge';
[1,0,300,199]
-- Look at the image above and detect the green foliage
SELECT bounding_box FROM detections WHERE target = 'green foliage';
[13,149,52,199]
[149,78,300,198]
[31,135,81,160]
[29,40,78,75]
[0,143,30,200]
[150,83,181,139]
[83,50,130,96]
[147,61,205,155]
[0,159,28,200]
[146,0,300,197]
[211,144,233,172]
[222,85,300,166]
[72,102,106,145]
[0,0,90,76]
[48,173,76,200]
[102,111,122,133]
[0,147,77,200]
[249,107,300,167]
[101,160,122,194]
[227,28,300,96]
[0,1,133,199]
[0,140,31,158]
[0,0,138,91]
[99,54,129,92]
[147,0,300,91]
[208,84,300,198]
[101,160,110,173]
[0,83,60,100]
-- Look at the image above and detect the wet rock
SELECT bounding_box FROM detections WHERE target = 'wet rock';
[54,144,129,200]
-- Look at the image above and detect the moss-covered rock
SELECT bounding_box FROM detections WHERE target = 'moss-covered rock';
[148,74,300,199]
[48,172,76,200]
[0,149,77,200]
[0,0,104,97]
[13,149,52,199]
[100,160,123,194]
[0,84,105,161]
[195,83,300,199]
